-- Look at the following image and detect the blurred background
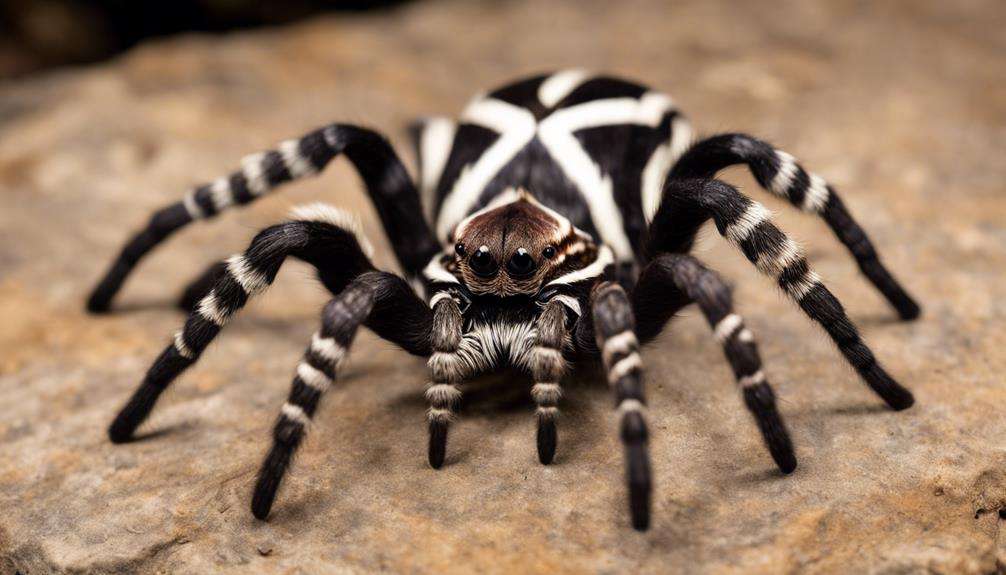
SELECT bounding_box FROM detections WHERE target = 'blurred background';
[1,1,1004,573]
[0,0,413,78]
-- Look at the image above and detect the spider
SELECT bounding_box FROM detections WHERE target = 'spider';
[88,70,920,531]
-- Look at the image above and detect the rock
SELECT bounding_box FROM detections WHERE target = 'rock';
[256,540,274,557]
[0,0,1004,573]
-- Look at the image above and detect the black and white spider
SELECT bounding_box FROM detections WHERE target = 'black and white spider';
[88,70,919,531]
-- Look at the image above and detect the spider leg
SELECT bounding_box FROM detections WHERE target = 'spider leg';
[649,177,914,411]
[177,260,227,312]
[425,293,466,469]
[633,253,796,473]
[251,270,431,520]
[251,283,371,520]
[591,281,651,531]
[529,299,569,465]
[87,124,439,313]
[670,133,919,320]
[108,205,432,443]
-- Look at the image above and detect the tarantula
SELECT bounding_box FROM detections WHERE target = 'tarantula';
[88,70,919,531]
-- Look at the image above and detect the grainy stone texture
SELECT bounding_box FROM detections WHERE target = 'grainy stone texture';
[0,0,1004,573]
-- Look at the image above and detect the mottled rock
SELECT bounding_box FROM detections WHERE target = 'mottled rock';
[0,0,1004,573]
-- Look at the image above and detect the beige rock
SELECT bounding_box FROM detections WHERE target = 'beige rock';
[1,0,1004,573]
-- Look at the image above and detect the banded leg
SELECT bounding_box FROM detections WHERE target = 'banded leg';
[87,123,439,312]
[107,205,376,443]
[425,293,466,469]
[592,282,651,531]
[633,253,796,473]
[649,178,914,411]
[670,133,919,320]
[251,281,373,520]
[529,299,569,464]
[177,260,227,312]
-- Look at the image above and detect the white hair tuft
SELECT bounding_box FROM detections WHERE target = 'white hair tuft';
[288,203,374,258]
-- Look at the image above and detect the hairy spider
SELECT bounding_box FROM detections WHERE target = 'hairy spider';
[88,70,919,531]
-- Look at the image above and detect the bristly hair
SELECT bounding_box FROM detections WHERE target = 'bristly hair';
[289,202,375,257]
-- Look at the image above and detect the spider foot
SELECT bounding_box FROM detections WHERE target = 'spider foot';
[536,415,557,465]
[108,382,165,443]
[743,383,797,474]
[864,365,915,411]
[428,419,448,469]
[86,288,114,314]
[626,442,652,532]
[252,444,294,521]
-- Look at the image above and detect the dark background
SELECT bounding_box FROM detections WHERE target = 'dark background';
[0,0,412,78]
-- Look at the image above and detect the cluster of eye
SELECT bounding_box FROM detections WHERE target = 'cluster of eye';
[455,242,557,278]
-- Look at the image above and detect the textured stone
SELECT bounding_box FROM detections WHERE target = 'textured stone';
[0,0,1004,573]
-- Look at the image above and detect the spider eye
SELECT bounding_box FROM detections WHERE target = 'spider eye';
[542,245,557,259]
[454,242,467,257]
[469,245,498,278]
[507,248,537,277]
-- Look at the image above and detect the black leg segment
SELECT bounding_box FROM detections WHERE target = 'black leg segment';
[252,278,377,520]
[634,253,796,473]
[177,260,227,313]
[87,124,439,312]
[648,178,914,411]
[591,282,652,531]
[670,133,920,320]
[108,207,376,443]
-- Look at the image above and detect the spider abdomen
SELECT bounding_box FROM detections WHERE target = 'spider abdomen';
[413,70,693,267]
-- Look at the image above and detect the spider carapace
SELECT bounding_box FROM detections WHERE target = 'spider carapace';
[89,71,919,531]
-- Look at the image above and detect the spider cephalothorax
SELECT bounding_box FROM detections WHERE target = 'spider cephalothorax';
[88,70,919,531]
[449,189,599,296]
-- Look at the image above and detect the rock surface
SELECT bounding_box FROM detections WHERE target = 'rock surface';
[1,0,1004,573]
